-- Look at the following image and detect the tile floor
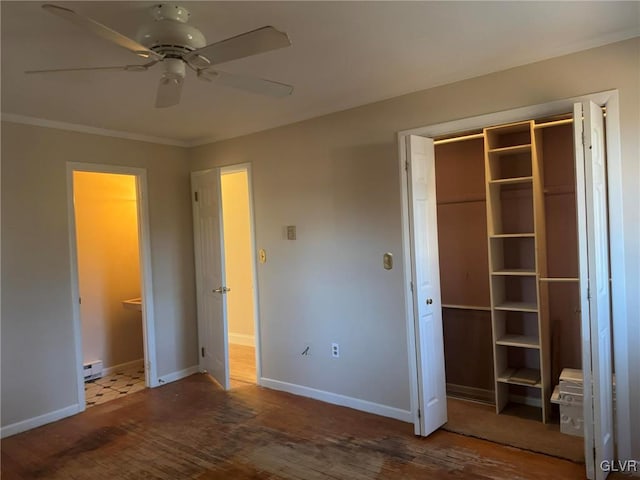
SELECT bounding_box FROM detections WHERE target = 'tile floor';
[85,364,146,407]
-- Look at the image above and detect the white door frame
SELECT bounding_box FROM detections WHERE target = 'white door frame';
[193,163,263,384]
[66,162,159,412]
[397,90,630,457]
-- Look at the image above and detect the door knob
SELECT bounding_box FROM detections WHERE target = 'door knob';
[213,287,231,294]
[426,298,433,305]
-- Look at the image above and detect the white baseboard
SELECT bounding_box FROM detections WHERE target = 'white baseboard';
[1,404,81,439]
[157,365,199,386]
[228,333,255,347]
[260,378,413,423]
[102,358,144,376]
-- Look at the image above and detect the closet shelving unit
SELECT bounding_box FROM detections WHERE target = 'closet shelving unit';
[435,114,580,423]
[484,121,551,422]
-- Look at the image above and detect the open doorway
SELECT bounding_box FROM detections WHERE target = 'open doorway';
[220,166,258,388]
[68,164,158,410]
[191,164,260,391]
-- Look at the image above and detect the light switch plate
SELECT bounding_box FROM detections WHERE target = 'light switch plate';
[286,225,296,240]
[383,252,393,270]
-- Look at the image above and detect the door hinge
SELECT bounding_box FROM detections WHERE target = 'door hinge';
[405,161,409,171]
[194,191,199,202]
[201,347,205,358]
[587,287,591,301]
[410,281,414,293]
[418,408,421,419]
[79,297,82,305]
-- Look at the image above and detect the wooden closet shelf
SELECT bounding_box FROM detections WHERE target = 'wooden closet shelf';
[494,301,538,313]
[442,304,491,312]
[497,368,542,388]
[492,268,536,276]
[496,334,540,349]
[490,233,535,239]
[489,176,533,186]
[487,144,531,156]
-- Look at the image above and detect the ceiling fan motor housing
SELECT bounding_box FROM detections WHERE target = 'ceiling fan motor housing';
[136,4,206,59]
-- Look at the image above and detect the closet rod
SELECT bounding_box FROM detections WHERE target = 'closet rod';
[534,118,573,129]
[437,197,485,206]
[434,133,484,145]
[539,277,579,283]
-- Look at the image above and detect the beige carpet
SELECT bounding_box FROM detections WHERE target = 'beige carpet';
[442,397,584,463]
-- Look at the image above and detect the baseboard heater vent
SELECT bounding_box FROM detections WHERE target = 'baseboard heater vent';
[83,360,103,381]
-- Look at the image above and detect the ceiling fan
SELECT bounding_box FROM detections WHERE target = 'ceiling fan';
[26,3,294,108]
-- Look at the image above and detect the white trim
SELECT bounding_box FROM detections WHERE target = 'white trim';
[198,163,262,384]
[398,90,629,457]
[260,378,413,423]
[0,404,81,439]
[228,333,255,347]
[102,358,144,376]
[66,162,160,414]
[1,113,188,148]
[158,365,199,385]
[602,93,631,461]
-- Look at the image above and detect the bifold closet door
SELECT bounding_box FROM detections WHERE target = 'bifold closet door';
[574,101,614,480]
[406,135,447,436]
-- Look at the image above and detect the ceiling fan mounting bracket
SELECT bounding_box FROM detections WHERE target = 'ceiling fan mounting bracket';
[152,4,191,24]
[137,6,206,55]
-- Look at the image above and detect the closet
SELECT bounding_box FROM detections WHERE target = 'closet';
[436,116,580,423]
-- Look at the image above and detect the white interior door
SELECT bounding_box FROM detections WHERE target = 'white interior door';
[406,135,447,436]
[192,169,230,390]
[574,101,614,480]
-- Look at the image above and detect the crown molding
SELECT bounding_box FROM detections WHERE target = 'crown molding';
[1,113,190,148]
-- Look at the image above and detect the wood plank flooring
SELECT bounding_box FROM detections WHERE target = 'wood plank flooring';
[443,397,584,462]
[1,373,598,480]
[229,343,256,386]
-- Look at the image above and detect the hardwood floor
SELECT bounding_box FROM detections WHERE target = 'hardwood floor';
[1,373,599,480]
[443,397,584,462]
[229,343,256,386]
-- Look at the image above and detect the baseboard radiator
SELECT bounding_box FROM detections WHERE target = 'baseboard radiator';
[83,360,103,381]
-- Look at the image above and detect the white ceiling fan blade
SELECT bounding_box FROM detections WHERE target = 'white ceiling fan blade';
[25,61,157,74]
[155,75,183,108]
[186,26,291,68]
[42,4,162,61]
[198,70,293,98]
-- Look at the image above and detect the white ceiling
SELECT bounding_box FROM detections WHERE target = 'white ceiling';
[1,1,638,145]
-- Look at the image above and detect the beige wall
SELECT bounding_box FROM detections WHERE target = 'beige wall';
[74,172,143,368]
[221,171,255,342]
[1,125,196,427]
[190,38,640,454]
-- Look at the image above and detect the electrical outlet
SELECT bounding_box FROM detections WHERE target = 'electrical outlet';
[331,343,339,358]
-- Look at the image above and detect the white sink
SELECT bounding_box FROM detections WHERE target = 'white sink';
[122,297,142,312]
